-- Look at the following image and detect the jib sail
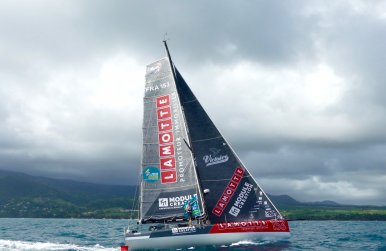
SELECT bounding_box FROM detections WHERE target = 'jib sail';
[140,58,204,222]
[174,68,283,224]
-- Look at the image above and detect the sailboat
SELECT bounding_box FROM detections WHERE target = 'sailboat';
[121,41,290,250]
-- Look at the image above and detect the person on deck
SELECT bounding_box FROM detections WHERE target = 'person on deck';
[184,200,193,226]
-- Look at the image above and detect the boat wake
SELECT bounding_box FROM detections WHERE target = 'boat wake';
[229,239,290,250]
[230,240,266,246]
[0,239,116,251]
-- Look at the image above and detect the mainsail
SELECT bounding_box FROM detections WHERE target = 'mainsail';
[140,58,204,222]
[174,68,283,224]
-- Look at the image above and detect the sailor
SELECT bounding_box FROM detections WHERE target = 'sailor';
[184,200,193,226]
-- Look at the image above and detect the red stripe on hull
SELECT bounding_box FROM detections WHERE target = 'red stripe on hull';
[209,220,290,234]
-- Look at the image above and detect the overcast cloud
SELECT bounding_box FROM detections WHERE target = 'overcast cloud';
[0,0,385,205]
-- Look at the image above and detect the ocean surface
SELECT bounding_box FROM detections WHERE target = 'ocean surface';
[0,219,385,250]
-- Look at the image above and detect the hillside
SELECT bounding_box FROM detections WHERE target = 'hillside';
[269,195,386,221]
[0,170,137,218]
[1,170,385,220]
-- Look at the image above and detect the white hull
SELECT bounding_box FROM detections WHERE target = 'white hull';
[125,231,290,250]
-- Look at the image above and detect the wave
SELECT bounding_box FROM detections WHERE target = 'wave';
[0,239,116,251]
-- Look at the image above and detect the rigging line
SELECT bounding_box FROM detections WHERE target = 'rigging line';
[141,162,161,166]
[142,184,197,191]
[163,32,169,43]
[181,98,197,104]
[141,155,194,166]
[143,99,156,103]
[200,176,251,182]
[191,135,223,142]
[131,133,143,219]
[163,40,178,86]
[183,138,193,152]
[141,127,159,130]
[131,172,141,219]
[146,74,170,82]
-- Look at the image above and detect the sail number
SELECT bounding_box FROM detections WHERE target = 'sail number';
[145,81,170,93]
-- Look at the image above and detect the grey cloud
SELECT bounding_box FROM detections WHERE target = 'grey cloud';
[1,0,386,205]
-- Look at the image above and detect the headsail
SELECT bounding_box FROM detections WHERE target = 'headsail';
[174,68,283,224]
[140,58,204,222]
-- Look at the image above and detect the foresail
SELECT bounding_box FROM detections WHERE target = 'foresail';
[175,69,283,224]
[140,58,204,222]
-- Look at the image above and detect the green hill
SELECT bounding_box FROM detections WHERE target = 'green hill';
[1,170,385,220]
[269,195,386,221]
[0,170,137,218]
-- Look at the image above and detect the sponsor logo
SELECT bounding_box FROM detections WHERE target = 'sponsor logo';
[171,226,196,235]
[159,144,175,157]
[210,220,288,233]
[160,157,175,170]
[272,220,288,231]
[158,194,197,209]
[153,93,188,184]
[155,95,177,184]
[229,181,254,217]
[147,63,161,74]
[157,107,171,120]
[229,206,240,217]
[203,148,229,167]
[217,220,269,231]
[161,170,176,183]
[265,210,276,218]
[158,119,172,132]
[212,167,245,216]
[159,132,173,145]
[159,198,168,207]
[143,166,160,182]
[156,95,170,108]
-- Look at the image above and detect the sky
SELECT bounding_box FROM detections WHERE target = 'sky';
[1,0,386,205]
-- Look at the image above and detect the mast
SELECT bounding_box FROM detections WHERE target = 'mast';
[162,40,208,218]
[163,40,178,87]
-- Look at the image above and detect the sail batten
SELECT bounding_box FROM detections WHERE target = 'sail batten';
[191,136,223,142]
[143,184,197,191]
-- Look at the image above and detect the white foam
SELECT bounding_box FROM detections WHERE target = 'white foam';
[0,239,116,251]
[230,240,268,246]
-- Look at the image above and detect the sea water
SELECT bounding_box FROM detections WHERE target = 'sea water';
[0,219,385,250]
